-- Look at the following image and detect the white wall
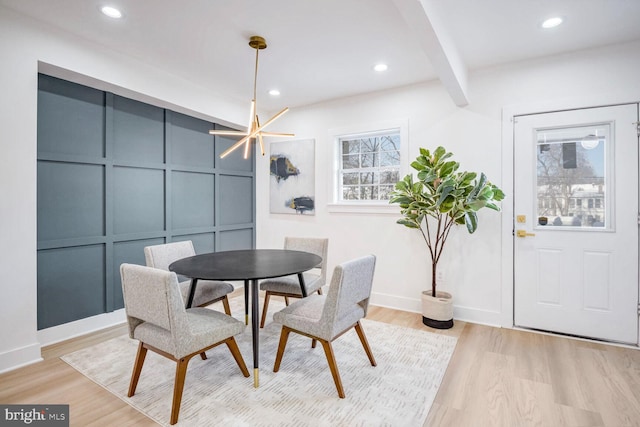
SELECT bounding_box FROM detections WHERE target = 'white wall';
[256,39,640,326]
[0,7,247,373]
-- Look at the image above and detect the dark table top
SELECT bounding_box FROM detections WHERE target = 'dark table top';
[168,249,322,281]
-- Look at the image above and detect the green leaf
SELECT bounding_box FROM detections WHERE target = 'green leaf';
[468,172,487,200]
[492,186,506,201]
[411,160,425,171]
[453,209,466,220]
[433,146,447,162]
[389,195,412,205]
[417,170,437,183]
[479,185,494,199]
[394,180,408,191]
[438,152,453,163]
[439,161,459,177]
[461,172,477,185]
[465,211,478,233]
[439,196,455,212]
[397,219,420,229]
[436,184,455,207]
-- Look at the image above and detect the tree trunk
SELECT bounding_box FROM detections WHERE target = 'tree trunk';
[431,262,437,297]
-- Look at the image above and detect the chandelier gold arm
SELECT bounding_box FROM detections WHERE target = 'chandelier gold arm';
[260,132,295,137]
[257,133,265,156]
[243,138,251,159]
[208,129,248,136]
[220,133,253,159]
[263,107,289,126]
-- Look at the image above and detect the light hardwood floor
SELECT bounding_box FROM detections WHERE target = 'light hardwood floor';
[2,293,639,426]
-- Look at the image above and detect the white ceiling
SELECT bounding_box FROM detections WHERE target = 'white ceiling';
[2,0,640,111]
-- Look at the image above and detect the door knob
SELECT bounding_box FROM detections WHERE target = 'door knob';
[516,229,536,238]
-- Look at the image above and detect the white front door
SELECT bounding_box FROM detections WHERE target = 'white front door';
[514,104,639,344]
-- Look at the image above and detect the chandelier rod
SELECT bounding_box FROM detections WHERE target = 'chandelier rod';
[253,45,259,103]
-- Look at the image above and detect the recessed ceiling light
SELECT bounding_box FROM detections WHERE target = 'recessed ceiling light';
[374,63,388,72]
[268,89,281,96]
[541,16,563,29]
[101,6,123,19]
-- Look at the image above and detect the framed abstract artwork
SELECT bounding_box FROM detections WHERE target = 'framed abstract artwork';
[270,139,315,214]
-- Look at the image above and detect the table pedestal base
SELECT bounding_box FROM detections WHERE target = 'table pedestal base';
[251,279,260,387]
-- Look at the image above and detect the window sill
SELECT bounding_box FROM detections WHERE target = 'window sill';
[327,203,401,215]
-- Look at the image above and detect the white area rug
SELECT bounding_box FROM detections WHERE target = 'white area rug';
[62,304,457,427]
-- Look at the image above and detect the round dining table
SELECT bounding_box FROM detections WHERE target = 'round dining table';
[169,249,322,387]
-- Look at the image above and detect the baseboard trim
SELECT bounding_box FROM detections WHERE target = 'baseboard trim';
[452,305,501,327]
[37,309,127,347]
[370,291,421,313]
[371,291,502,327]
[0,343,42,374]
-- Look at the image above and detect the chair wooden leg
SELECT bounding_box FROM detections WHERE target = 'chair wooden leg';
[128,342,148,397]
[320,339,345,398]
[200,352,207,360]
[170,356,191,425]
[354,321,377,366]
[311,339,317,348]
[225,337,250,377]
[222,296,232,316]
[317,288,323,295]
[273,326,292,372]
[284,296,290,306]
[260,291,271,328]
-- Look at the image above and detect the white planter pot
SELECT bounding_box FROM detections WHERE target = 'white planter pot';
[421,290,454,329]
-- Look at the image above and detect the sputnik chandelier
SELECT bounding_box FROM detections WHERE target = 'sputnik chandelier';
[210,35,294,159]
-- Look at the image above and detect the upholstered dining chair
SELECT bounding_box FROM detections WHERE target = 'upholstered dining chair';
[272,254,377,398]
[144,241,234,314]
[120,263,249,425]
[259,237,329,328]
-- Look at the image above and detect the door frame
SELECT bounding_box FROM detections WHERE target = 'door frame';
[500,91,640,342]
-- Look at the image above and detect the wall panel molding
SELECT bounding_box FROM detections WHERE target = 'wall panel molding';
[37,74,255,330]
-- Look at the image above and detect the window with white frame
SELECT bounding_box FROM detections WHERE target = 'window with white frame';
[338,130,401,201]
[328,120,407,213]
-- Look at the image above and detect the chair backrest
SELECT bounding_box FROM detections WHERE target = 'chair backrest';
[144,241,196,271]
[120,263,187,341]
[284,237,329,283]
[320,255,376,338]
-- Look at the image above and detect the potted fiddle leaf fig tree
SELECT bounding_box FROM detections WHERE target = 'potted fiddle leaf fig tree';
[389,146,504,329]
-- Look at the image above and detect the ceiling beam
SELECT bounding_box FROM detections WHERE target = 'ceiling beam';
[392,0,469,107]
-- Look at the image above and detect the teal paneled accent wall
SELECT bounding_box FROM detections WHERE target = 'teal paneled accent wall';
[37,74,255,330]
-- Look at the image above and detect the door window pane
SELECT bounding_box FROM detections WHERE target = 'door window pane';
[536,124,609,229]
